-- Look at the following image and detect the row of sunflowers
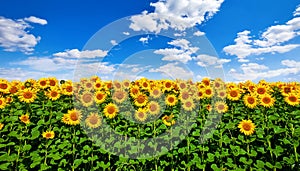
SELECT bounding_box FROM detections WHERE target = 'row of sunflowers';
[0,76,299,170]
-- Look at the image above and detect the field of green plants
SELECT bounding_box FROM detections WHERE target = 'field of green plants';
[0,76,299,170]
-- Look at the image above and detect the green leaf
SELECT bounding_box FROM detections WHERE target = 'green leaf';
[23,144,32,151]
[31,129,40,140]
[265,162,273,169]
[207,153,214,162]
[211,164,222,171]
[0,163,10,170]
[255,160,265,168]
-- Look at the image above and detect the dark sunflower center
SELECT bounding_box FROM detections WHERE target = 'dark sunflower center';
[137,95,146,103]
[247,97,255,104]
[24,92,33,99]
[89,116,98,125]
[82,94,93,103]
[96,93,104,100]
[40,81,46,86]
[0,83,8,89]
[165,82,172,88]
[46,133,52,138]
[257,88,265,94]
[218,104,224,110]
[107,106,115,114]
[150,104,157,111]
[70,113,78,121]
[49,80,56,86]
[51,91,58,97]
[289,96,297,102]
[206,89,212,95]
[138,112,145,118]
[262,97,271,104]
[185,101,192,107]
[243,124,251,131]
[230,91,238,97]
[168,97,175,103]
[66,86,72,92]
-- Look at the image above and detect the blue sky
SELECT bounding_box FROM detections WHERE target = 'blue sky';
[1,0,300,82]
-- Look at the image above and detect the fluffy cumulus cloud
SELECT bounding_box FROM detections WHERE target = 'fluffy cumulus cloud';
[224,5,300,60]
[194,54,231,68]
[130,0,224,33]
[149,62,194,79]
[0,16,47,54]
[53,49,108,58]
[228,60,300,81]
[154,38,198,63]
[139,36,150,44]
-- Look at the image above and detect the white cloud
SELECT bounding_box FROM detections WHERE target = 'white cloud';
[110,40,118,46]
[24,16,47,25]
[238,58,250,63]
[139,36,150,44]
[228,61,300,81]
[149,62,194,79]
[53,49,108,58]
[193,31,205,36]
[194,54,231,68]
[0,16,47,54]
[123,32,130,36]
[154,39,198,63]
[130,0,224,33]
[223,6,300,59]
[294,5,300,16]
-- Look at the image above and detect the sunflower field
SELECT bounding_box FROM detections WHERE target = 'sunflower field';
[0,76,299,170]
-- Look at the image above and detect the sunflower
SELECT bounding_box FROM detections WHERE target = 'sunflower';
[135,108,148,122]
[281,85,293,96]
[0,123,4,130]
[215,101,228,113]
[212,78,225,90]
[46,88,61,101]
[134,93,148,107]
[83,80,94,91]
[162,114,176,126]
[284,93,299,106]
[165,94,178,106]
[140,80,151,91]
[112,90,127,104]
[196,90,205,100]
[0,79,11,94]
[177,80,188,90]
[113,80,123,90]
[243,94,258,109]
[238,119,255,136]
[182,99,195,111]
[18,88,37,103]
[94,91,107,104]
[227,88,241,101]
[93,80,103,91]
[65,109,82,125]
[206,104,212,112]
[147,101,161,115]
[204,87,214,98]
[23,79,36,88]
[150,87,162,99]
[0,97,7,109]
[162,80,173,92]
[61,82,73,96]
[217,90,227,99]
[255,85,269,96]
[103,103,119,119]
[260,94,275,108]
[129,85,140,98]
[85,113,102,128]
[179,90,190,101]
[19,114,30,124]
[9,85,19,95]
[201,77,210,87]
[37,78,49,89]
[48,77,58,87]
[80,91,94,107]
[42,131,55,139]
[122,80,131,89]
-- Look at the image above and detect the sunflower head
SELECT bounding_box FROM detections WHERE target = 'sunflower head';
[215,101,228,114]
[42,131,55,139]
[19,114,30,124]
[135,108,148,122]
[165,94,178,106]
[85,113,102,128]
[238,119,255,136]
[103,103,119,119]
